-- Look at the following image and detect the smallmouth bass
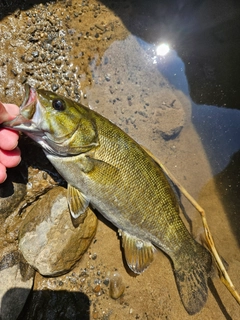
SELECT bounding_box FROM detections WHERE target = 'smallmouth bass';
[3,85,212,314]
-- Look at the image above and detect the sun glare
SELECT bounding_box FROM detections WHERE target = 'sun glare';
[156,43,170,56]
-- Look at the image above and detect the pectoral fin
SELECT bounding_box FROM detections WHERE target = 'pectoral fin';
[67,184,90,219]
[120,230,155,274]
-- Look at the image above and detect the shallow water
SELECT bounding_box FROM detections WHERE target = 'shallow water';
[0,0,240,319]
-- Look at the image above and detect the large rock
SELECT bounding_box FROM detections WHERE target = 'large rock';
[18,186,98,276]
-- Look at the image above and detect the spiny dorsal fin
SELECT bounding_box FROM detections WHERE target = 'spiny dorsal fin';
[67,184,90,219]
[120,230,155,274]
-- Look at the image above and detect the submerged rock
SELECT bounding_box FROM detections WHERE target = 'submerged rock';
[109,272,125,299]
[18,186,98,276]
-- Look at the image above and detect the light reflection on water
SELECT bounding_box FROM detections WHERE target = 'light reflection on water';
[150,41,240,175]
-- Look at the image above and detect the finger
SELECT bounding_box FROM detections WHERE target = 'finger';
[0,147,21,168]
[0,102,10,122]
[0,162,7,183]
[0,128,19,150]
[3,103,19,118]
[0,102,19,123]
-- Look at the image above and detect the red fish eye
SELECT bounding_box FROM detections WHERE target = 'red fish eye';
[52,99,66,111]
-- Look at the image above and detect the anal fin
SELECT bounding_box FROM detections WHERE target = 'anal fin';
[67,184,90,219]
[120,230,155,274]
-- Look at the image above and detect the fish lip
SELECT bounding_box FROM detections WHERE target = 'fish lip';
[20,83,30,109]
[1,84,39,131]
[20,84,37,111]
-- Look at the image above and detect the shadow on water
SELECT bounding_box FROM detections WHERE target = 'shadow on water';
[192,104,240,245]
[1,288,90,320]
[212,151,240,245]
[208,278,232,320]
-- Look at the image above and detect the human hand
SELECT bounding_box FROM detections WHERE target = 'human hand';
[0,102,21,183]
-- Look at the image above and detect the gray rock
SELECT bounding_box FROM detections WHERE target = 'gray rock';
[19,186,98,276]
[0,169,26,219]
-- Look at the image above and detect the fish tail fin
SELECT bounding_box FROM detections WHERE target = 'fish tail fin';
[173,244,212,315]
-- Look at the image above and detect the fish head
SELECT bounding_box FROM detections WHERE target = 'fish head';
[2,85,98,155]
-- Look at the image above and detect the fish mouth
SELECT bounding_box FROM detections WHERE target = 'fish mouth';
[2,84,41,132]
[20,83,36,112]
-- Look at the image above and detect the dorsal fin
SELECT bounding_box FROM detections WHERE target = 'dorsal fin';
[120,230,155,274]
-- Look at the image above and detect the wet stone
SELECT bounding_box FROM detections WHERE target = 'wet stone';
[0,169,27,219]
[0,251,20,272]
[51,83,59,91]
[109,272,125,299]
[32,51,39,57]
[18,186,98,276]
[159,125,183,141]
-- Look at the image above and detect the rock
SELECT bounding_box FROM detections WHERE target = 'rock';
[159,125,183,140]
[0,251,20,271]
[0,168,27,219]
[109,272,125,299]
[0,252,33,320]
[18,186,98,276]
[155,124,183,141]
[152,99,184,141]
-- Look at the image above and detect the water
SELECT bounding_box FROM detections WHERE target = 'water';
[153,44,240,176]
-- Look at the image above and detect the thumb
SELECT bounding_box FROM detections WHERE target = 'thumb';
[0,102,10,123]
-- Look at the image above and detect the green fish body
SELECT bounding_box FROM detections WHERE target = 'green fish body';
[3,86,212,314]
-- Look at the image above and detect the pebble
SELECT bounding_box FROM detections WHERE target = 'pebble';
[93,284,101,293]
[109,272,125,299]
[32,51,39,57]
[51,83,59,91]
[91,253,98,260]
[92,310,99,319]
[105,73,111,81]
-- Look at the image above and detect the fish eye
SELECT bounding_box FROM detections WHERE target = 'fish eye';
[52,99,66,111]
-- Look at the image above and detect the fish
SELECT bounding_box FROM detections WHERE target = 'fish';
[2,85,212,314]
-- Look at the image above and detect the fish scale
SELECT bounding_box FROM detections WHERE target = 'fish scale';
[94,116,190,251]
[2,85,212,315]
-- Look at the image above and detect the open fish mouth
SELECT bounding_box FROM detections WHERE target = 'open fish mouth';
[1,84,41,132]
[20,84,37,114]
